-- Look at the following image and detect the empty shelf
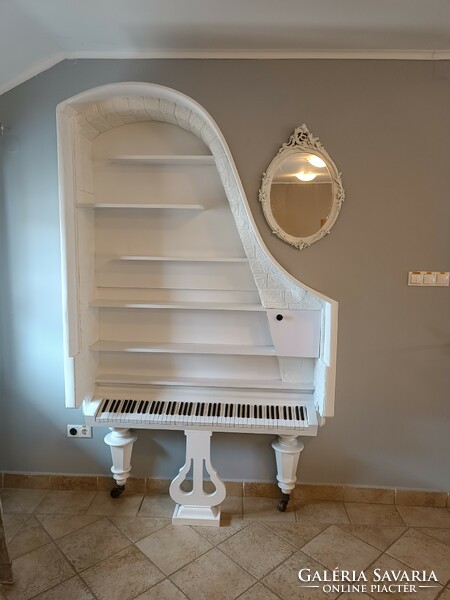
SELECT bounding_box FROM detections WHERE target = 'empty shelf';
[96,373,314,391]
[90,300,264,311]
[77,203,204,210]
[109,155,215,165]
[90,341,276,356]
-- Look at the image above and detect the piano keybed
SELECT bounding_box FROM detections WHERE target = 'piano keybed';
[93,396,316,434]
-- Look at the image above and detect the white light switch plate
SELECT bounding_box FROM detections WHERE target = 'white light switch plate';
[408,271,449,286]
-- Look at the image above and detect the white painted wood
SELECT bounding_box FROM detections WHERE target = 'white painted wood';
[104,428,138,487]
[170,430,226,526]
[110,154,215,165]
[90,300,265,311]
[57,82,338,515]
[172,504,221,527]
[95,373,314,391]
[95,261,256,292]
[266,309,321,358]
[94,286,259,305]
[90,341,276,356]
[271,436,305,495]
[97,352,288,381]
[113,256,248,262]
[77,203,204,210]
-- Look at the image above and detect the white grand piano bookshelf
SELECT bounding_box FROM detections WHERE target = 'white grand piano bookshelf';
[57,82,338,526]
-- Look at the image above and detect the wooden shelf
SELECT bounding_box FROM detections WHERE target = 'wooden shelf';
[76,203,204,210]
[112,256,248,263]
[90,341,276,356]
[109,155,215,166]
[90,300,264,311]
[96,373,314,391]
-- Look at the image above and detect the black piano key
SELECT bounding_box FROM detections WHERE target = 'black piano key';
[275,406,280,420]
[130,400,138,413]
[137,400,144,413]
[188,402,194,416]
[288,406,293,421]
[200,403,206,416]
[300,406,305,420]
[295,405,300,420]
[149,401,156,414]
[283,406,287,420]
[102,399,110,413]
[114,400,122,413]
[224,404,229,418]
[109,399,116,413]
[259,405,263,419]
[207,403,212,417]
[171,402,177,415]
[195,403,200,416]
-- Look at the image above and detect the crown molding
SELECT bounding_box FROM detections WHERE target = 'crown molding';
[68,49,450,60]
[1,48,450,96]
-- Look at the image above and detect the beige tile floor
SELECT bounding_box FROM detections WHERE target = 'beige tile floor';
[0,488,449,600]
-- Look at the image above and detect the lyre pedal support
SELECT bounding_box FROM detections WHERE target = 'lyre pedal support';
[170,430,226,526]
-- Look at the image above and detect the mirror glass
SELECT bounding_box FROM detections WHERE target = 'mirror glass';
[270,151,332,238]
[259,125,344,249]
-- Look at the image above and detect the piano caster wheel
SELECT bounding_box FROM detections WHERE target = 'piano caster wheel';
[110,485,125,498]
[278,493,290,512]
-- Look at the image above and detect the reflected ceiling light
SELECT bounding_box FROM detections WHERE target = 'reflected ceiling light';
[295,171,317,181]
[308,155,326,168]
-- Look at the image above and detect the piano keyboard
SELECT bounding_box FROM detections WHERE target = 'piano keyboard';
[94,397,311,432]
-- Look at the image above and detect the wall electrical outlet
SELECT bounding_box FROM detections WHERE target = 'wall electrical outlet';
[67,424,92,438]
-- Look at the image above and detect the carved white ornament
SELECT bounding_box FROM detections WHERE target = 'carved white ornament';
[259,124,345,250]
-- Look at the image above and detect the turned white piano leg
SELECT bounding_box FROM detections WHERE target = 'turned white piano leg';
[169,430,226,527]
[104,428,138,497]
[271,435,304,511]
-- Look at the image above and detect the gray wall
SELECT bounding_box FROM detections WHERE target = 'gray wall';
[0,59,449,490]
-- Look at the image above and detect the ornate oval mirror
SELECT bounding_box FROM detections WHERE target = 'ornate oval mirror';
[259,125,344,249]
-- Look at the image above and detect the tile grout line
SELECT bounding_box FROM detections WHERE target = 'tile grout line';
[27,573,101,600]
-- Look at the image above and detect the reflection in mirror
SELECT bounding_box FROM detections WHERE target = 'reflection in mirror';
[259,125,344,250]
[270,151,332,238]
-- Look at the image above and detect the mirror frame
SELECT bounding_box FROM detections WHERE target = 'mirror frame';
[259,124,345,250]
